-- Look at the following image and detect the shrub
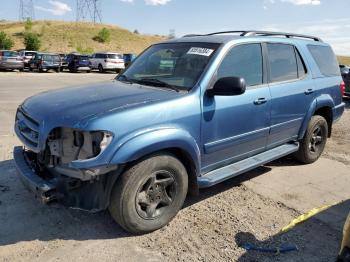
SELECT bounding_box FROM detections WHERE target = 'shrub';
[76,45,94,55]
[133,29,139,34]
[24,32,41,51]
[93,27,111,43]
[0,31,14,50]
[24,18,33,31]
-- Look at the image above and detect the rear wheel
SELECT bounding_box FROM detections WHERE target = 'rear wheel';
[109,153,188,234]
[293,115,328,164]
[98,64,104,73]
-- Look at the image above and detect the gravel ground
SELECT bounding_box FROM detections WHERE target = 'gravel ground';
[0,72,349,261]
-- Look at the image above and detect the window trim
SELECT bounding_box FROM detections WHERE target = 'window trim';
[208,42,267,91]
[264,42,309,86]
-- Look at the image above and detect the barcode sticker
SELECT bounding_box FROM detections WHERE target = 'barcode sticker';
[187,47,214,56]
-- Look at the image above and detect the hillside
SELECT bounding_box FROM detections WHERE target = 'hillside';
[338,56,350,65]
[0,20,165,54]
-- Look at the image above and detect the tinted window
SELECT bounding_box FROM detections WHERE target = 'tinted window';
[267,44,298,82]
[307,45,339,76]
[296,49,307,78]
[25,51,36,56]
[217,44,263,86]
[3,51,17,57]
[107,54,122,59]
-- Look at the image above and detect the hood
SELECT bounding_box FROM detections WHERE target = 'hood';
[21,80,181,126]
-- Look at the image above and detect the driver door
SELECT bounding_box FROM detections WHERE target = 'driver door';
[201,43,271,172]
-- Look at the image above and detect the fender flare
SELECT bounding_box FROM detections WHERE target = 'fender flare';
[109,128,201,176]
[298,94,334,140]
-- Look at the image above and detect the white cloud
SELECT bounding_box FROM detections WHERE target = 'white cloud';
[120,0,134,3]
[281,0,320,5]
[35,0,72,16]
[262,18,350,55]
[265,0,320,6]
[145,0,171,6]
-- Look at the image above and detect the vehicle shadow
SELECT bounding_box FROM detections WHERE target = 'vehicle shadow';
[234,199,350,262]
[0,155,330,248]
[343,97,350,109]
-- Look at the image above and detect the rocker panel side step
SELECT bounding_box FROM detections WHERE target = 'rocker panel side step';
[198,143,299,188]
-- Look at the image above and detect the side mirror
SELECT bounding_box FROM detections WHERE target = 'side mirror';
[207,77,246,96]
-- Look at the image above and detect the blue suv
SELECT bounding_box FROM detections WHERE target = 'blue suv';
[14,31,345,234]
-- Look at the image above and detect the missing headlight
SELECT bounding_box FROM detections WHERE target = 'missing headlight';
[47,128,113,164]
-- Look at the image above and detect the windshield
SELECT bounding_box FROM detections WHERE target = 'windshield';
[43,55,60,62]
[108,54,122,59]
[3,51,18,57]
[117,42,220,90]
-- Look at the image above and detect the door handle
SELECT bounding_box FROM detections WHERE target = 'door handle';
[254,98,268,105]
[304,89,314,95]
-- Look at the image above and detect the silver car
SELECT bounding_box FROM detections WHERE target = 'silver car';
[18,50,37,68]
[0,50,24,71]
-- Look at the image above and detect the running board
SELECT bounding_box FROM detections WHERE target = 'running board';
[198,143,299,188]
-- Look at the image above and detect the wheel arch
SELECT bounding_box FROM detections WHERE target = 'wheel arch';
[109,128,201,195]
[298,95,334,139]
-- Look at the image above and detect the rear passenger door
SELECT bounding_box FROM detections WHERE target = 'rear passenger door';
[266,43,314,148]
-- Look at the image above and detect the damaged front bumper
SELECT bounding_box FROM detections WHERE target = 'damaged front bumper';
[13,146,60,203]
[13,146,121,211]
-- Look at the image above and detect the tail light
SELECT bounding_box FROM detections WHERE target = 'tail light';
[340,81,345,96]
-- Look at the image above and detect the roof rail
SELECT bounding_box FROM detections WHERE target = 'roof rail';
[183,30,323,42]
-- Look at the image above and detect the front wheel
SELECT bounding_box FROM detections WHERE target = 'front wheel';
[293,115,328,164]
[109,153,188,234]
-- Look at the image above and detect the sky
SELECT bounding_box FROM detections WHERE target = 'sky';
[1,0,350,55]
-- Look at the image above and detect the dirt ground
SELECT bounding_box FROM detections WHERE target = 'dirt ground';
[0,72,349,261]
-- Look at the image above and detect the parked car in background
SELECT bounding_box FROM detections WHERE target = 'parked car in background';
[90,52,125,73]
[64,53,91,73]
[0,50,24,71]
[28,53,61,72]
[18,50,37,69]
[123,53,137,67]
[340,65,350,96]
[13,31,345,234]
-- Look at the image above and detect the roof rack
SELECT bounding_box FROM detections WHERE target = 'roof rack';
[183,30,322,42]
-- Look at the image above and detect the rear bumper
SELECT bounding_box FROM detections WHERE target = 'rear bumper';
[13,146,59,203]
[104,63,125,70]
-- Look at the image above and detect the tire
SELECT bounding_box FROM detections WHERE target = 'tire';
[109,153,188,234]
[98,64,104,73]
[38,65,43,73]
[55,68,60,73]
[294,115,328,164]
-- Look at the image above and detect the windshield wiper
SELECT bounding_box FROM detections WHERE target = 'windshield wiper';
[137,78,180,92]
[116,74,135,84]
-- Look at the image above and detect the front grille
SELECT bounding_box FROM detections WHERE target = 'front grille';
[15,108,40,149]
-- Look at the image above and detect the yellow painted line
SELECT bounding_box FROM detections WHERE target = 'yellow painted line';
[281,202,339,233]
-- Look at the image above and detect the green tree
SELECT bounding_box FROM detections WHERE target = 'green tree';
[24,18,33,31]
[24,32,41,51]
[93,27,111,43]
[0,31,14,50]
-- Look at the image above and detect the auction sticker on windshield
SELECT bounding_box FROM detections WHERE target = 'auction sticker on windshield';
[187,47,214,56]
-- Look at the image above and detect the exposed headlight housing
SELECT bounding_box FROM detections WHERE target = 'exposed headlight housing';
[47,128,113,164]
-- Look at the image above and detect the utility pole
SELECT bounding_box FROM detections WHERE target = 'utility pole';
[19,0,35,21]
[76,0,102,23]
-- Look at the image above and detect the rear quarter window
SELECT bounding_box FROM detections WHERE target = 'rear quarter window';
[307,45,339,77]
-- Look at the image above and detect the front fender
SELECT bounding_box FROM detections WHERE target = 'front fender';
[110,128,201,173]
[298,94,334,139]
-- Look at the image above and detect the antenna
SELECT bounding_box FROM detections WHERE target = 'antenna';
[19,0,35,21]
[76,0,102,23]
